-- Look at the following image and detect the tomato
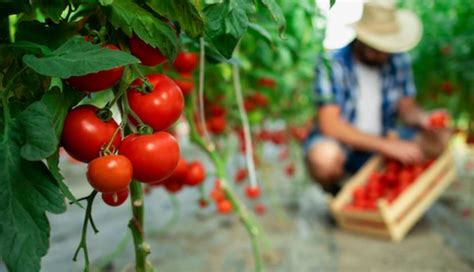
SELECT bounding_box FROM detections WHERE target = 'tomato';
[66,44,124,93]
[171,158,188,180]
[102,189,129,207]
[129,34,166,66]
[244,99,256,112]
[174,72,194,95]
[353,186,366,200]
[216,200,232,214]
[173,51,199,73]
[87,155,133,193]
[163,177,183,193]
[183,161,206,186]
[285,164,295,176]
[119,132,180,183]
[251,93,268,107]
[441,81,454,95]
[128,74,184,131]
[245,185,261,199]
[207,104,226,117]
[254,203,266,216]
[61,105,121,163]
[428,111,449,129]
[257,77,276,89]
[234,168,248,183]
[198,198,209,208]
[206,115,226,134]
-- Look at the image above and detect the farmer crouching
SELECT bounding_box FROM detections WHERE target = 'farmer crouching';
[305,0,450,195]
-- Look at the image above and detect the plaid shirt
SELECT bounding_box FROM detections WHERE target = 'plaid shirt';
[314,43,416,135]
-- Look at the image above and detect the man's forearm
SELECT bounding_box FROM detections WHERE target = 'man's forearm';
[398,97,425,127]
[320,119,386,153]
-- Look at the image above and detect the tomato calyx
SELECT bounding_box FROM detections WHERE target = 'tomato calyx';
[96,108,113,122]
[131,78,154,94]
[137,124,153,135]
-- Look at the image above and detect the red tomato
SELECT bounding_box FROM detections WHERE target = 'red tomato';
[129,35,166,66]
[183,161,206,186]
[173,51,199,73]
[163,177,183,193]
[254,203,266,216]
[128,74,184,131]
[285,164,295,177]
[353,186,366,200]
[61,105,121,163]
[244,99,256,112]
[251,93,269,107]
[257,77,276,89]
[207,104,226,117]
[102,189,129,207]
[87,155,133,193]
[170,158,188,180]
[245,186,261,199]
[174,72,194,95]
[206,115,226,135]
[66,44,124,92]
[441,81,454,95]
[398,169,414,186]
[428,112,449,129]
[198,198,209,208]
[119,132,180,183]
[234,168,248,184]
[216,200,232,214]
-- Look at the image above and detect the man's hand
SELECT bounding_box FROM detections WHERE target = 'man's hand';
[379,139,424,165]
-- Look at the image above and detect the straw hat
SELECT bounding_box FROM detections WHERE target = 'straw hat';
[353,0,423,53]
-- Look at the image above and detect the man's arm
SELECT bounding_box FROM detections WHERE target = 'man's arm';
[398,97,426,127]
[318,105,424,164]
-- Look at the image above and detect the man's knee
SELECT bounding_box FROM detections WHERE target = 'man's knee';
[306,140,345,184]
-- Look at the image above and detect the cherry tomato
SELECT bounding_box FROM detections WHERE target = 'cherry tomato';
[441,81,454,95]
[234,168,248,184]
[61,105,121,163]
[87,155,133,193]
[257,77,276,89]
[66,44,124,93]
[216,200,232,214]
[173,51,199,73]
[174,72,194,95]
[206,115,226,135]
[244,99,256,112]
[129,35,166,66]
[285,164,295,176]
[170,158,188,180]
[207,104,226,117]
[198,198,209,208]
[163,177,183,193]
[102,189,129,207]
[119,132,180,183]
[428,112,449,129]
[254,203,266,216]
[183,161,206,186]
[245,185,261,199]
[251,93,268,107]
[128,74,184,131]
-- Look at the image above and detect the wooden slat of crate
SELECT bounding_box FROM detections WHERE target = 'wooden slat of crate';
[389,167,457,241]
[339,221,391,239]
[383,148,453,223]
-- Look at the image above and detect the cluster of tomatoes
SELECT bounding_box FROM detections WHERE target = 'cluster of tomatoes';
[61,35,199,206]
[205,103,227,135]
[244,93,269,112]
[345,159,434,211]
[232,168,266,215]
[148,158,206,193]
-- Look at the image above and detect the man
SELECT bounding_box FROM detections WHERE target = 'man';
[305,1,449,194]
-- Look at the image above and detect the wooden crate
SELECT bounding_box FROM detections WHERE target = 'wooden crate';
[329,146,457,241]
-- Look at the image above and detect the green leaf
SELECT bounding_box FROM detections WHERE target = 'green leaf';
[108,0,179,60]
[37,0,68,23]
[147,0,205,38]
[7,40,52,55]
[258,0,286,36]
[99,0,114,6]
[46,150,83,208]
[204,3,248,59]
[41,85,85,139]
[22,36,139,78]
[17,101,58,161]
[15,20,77,50]
[248,23,273,43]
[330,0,336,8]
[0,123,66,272]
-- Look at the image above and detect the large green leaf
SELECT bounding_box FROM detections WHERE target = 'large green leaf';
[17,101,58,161]
[36,0,68,23]
[0,122,66,272]
[108,0,179,60]
[22,36,140,78]
[147,0,205,38]
[258,0,286,36]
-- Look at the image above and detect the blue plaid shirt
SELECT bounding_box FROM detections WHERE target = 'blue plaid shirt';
[314,43,416,135]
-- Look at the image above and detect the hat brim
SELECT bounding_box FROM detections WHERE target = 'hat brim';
[353,10,422,53]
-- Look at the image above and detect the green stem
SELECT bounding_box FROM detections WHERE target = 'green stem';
[73,191,99,272]
[128,181,151,272]
[184,97,263,272]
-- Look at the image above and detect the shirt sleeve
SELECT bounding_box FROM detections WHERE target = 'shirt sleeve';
[394,53,416,97]
[313,55,345,107]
